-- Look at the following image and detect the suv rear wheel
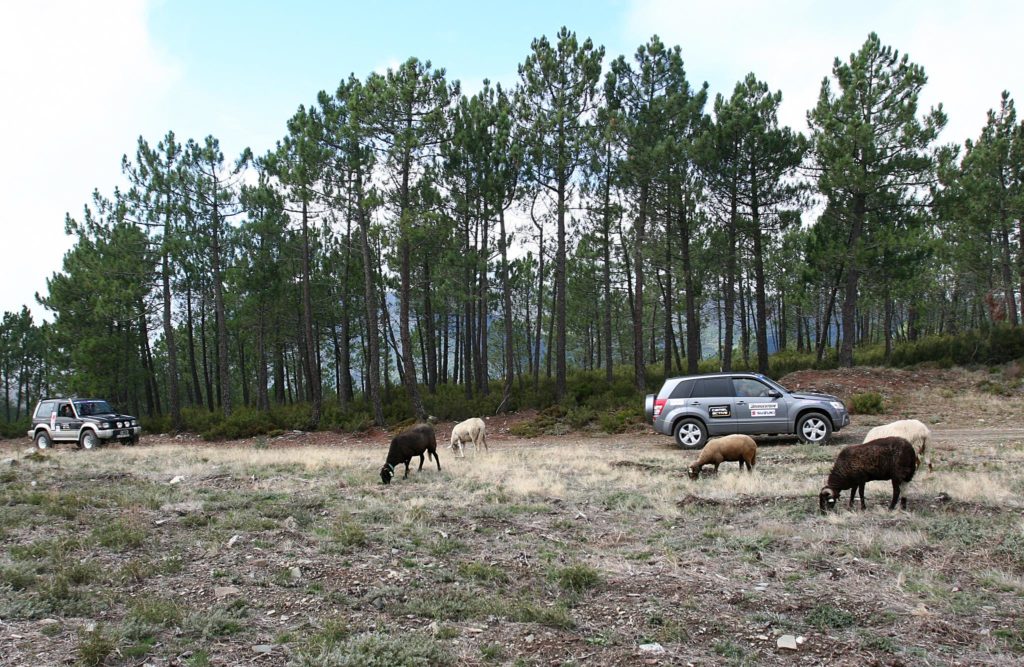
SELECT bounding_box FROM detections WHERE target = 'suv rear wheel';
[34,431,51,450]
[673,418,708,449]
[797,413,832,444]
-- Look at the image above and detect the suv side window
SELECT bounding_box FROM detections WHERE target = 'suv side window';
[691,378,734,398]
[35,401,55,419]
[669,380,694,399]
[733,378,773,398]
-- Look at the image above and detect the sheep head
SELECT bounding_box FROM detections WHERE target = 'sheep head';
[819,487,838,512]
[380,464,394,485]
[687,465,700,480]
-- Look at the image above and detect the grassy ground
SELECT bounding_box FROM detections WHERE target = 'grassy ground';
[2,375,1024,665]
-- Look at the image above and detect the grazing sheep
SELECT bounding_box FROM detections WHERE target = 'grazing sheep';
[819,436,918,512]
[687,434,757,480]
[380,423,441,485]
[449,417,488,457]
[864,419,930,466]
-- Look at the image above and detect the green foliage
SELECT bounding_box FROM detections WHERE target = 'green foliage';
[201,407,276,441]
[76,625,118,667]
[92,519,147,551]
[0,418,30,439]
[805,604,856,630]
[850,392,885,414]
[551,563,602,593]
[292,631,455,667]
[183,599,248,639]
[457,562,510,585]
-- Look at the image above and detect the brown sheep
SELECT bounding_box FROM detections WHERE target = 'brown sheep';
[688,434,757,480]
[819,436,918,512]
[380,423,440,485]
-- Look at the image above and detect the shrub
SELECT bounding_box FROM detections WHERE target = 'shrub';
[551,563,602,593]
[598,410,635,434]
[806,603,856,629]
[202,408,275,441]
[566,406,596,429]
[292,631,455,667]
[140,414,170,434]
[850,392,884,415]
[76,625,118,667]
[0,418,30,440]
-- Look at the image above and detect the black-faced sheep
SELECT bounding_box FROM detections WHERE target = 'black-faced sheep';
[688,434,757,480]
[819,436,918,512]
[449,417,488,457]
[863,419,930,467]
[380,423,440,485]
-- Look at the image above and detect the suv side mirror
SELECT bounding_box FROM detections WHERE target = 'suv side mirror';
[768,390,782,399]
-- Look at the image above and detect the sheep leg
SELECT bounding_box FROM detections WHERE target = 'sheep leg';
[402,460,411,479]
[858,484,866,510]
[434,448,441,470]
[482,432,488,452]
[888,480,901,510]
[418,452,425,471]
[848,488,857,510]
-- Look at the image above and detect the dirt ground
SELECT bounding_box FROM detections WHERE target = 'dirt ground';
[1,367,1023,666]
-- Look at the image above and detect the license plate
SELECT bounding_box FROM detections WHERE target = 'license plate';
[115,429,130,437]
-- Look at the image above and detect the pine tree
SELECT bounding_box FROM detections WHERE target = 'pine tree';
[809,33,946,367]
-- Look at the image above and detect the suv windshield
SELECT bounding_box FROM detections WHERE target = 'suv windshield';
[74,400,114,416]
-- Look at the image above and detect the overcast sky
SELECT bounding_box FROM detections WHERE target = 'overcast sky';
[1,0,1020,320]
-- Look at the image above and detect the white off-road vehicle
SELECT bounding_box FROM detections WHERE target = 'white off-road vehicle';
[28,398,141,450]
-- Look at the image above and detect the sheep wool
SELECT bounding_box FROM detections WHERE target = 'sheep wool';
[820,436,918,512]
[449,417,488,457]
[863,419,929,463]
[688,434,757,479]
[380,423,441,485]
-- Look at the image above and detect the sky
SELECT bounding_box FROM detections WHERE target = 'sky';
[1,0,1021,320]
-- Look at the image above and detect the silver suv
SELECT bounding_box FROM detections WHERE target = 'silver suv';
[644,373,849,448]
[28,398,141,450]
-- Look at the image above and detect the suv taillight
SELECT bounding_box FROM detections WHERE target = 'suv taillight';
[653,399,666,418]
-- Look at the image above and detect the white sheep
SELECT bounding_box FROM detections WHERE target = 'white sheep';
[449,417,488,457]
[863,419,930,468]
[687,434,757,479]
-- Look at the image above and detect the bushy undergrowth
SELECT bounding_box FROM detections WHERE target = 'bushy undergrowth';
[850,391,885,414]
[9,326,1020,441]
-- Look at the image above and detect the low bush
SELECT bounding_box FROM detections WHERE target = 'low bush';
[0,418,30,440]
[201,408,276,441]
[850,391,884,414]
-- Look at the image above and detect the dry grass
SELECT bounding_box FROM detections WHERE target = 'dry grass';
[2,416,1024,665]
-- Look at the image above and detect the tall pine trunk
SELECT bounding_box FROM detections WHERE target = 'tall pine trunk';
[300,199,321,427]
[356,170,385,425]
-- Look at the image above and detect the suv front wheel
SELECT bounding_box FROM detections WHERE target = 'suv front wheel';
[797,413,832,444]
[80,431,100,450]
[673,418,708,449]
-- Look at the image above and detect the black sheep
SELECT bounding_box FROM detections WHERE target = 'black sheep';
[380,423,441,484]
[819,436,918,512]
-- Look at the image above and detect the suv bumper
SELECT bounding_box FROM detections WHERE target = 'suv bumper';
[95,426,142,440]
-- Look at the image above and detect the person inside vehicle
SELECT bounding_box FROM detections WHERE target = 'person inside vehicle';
[59,404,72,418]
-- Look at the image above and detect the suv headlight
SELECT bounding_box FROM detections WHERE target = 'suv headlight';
[101,422,111,429]
[829,401,845,411]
